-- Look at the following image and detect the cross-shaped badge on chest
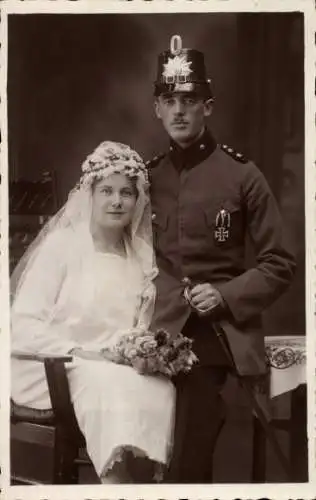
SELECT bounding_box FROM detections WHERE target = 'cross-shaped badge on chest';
[215,226,229,242]
[214,208,231,243]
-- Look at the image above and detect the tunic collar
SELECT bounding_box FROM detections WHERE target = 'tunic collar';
[169,128,217,170]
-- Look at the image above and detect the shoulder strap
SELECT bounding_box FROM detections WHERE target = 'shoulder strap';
[220,144,248,164]
[145,152,166,170]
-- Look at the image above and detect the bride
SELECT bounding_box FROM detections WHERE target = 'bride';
[11,141,175,483]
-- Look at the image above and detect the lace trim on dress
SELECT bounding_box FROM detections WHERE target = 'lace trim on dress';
[100,443,172,483]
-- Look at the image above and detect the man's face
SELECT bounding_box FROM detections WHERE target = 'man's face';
[154,92,213,147]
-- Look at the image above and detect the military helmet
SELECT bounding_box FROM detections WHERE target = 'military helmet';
[154,35,214,100]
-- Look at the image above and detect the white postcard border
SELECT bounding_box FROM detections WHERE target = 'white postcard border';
[0,1,315,499]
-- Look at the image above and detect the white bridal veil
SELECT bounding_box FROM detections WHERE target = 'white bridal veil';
[11,141,157,334]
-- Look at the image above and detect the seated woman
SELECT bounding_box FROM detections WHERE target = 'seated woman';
[11,141,175,483]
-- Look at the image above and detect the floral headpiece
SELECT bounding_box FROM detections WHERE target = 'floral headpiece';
[78,141,148,188]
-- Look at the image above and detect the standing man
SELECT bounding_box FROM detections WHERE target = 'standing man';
[147,35,296,483]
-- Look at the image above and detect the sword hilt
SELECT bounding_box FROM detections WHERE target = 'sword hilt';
[182,276,193,305]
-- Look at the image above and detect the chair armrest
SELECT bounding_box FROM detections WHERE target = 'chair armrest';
[11,349,73,363]
[12,349,78,432]
[11,349,83,442]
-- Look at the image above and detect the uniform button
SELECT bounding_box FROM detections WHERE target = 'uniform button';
[228,147,233,153]
[151,213,156,221]
[200,143,205,150]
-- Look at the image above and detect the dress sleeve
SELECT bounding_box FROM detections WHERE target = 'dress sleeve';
[135,278,157,331]
[11,230,80,355]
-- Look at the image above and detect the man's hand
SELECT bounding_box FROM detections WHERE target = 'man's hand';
[188,283,224,316]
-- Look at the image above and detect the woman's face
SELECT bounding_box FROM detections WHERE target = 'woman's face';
[91,173,138,231]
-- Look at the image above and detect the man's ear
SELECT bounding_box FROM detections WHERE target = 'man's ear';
[203,98,213,118]
[154,99,162,119]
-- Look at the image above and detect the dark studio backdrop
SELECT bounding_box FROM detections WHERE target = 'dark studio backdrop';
[8,12,305,482]
[8,11,305,336]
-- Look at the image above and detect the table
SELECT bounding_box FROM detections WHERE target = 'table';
[252,335,307,482]
[265,335,306,398]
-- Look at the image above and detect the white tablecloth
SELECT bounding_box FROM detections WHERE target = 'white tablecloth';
[265,335,306,398]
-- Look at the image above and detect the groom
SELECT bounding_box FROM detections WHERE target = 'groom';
[147,35,296,483]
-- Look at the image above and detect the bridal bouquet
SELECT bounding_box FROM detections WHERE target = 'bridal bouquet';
[101,328,198,377]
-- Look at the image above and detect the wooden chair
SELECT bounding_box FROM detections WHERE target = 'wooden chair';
[10,351,92,484]
[9,172,94,484]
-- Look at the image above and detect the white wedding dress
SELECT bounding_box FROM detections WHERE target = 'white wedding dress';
[11,230,175,477]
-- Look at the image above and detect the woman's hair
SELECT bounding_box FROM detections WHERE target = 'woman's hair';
[78,141,148,191]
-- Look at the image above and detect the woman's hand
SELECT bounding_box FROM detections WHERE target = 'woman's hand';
[69,348,105,361]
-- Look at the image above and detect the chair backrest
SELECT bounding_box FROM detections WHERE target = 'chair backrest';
[9,171,59,274]
[9,171,58,216]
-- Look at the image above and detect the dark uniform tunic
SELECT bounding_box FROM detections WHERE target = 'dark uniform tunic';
[149,129,296,374]
[148,129,296,483]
